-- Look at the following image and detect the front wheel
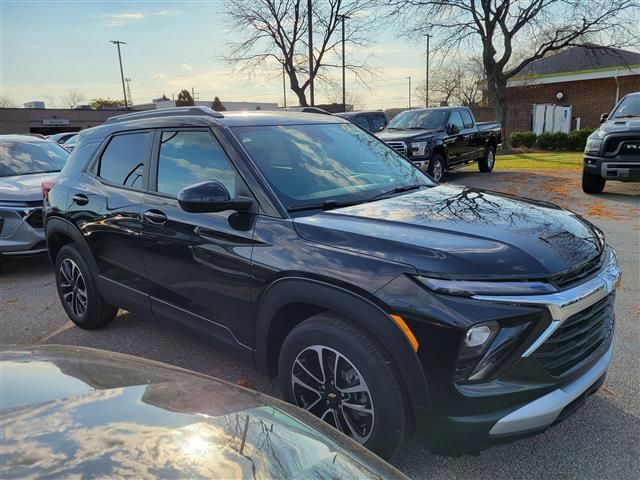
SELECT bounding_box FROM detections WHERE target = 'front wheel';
[428,153,446,182]
[478,145,496,172]
[582,170,606,194]
[279,314,408,459]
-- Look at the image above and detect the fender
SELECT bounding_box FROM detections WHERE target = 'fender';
[254,276,432,411]
[45,217,98,272]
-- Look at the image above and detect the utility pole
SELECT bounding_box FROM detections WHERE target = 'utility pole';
[125,77,132,106]
[338,14,350,112]
[307,0,314,106]
[407,76,412,109]
[110,40,128,111]
[282,63,287,108]
[191,87,200,101]
[425,34,431,108]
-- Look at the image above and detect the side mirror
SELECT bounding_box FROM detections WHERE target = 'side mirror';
[447,123,460,134]
[600,113,609,123]
[178,181,253,213]
[378,125,385,132]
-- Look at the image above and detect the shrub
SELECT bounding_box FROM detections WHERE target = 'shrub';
[510,131,537,148]
[567,128,596,151]
[536,131,555,150]
[549,131,569,150]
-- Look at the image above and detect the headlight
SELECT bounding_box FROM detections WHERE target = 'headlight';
[416,277,557,296]
[410,141,429,157]
[584,137,603,154]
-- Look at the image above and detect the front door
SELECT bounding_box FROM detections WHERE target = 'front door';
[141,128,256,350]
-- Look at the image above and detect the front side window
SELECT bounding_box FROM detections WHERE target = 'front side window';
[233,123,434,211]
[156,130,236,197]
[0,140,69,177]
[98,132,150,188]
[370,114,387,131]
[353,116,371,130]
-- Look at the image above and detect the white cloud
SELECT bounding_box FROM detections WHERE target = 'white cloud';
[154,10,180,16]
[179,64,193,71]
[111,13,145,20]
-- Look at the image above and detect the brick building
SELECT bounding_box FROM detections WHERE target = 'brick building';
[504,45,640,134]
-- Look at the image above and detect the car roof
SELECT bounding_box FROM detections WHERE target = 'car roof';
[336,111,385,117]
[0,134,51,142]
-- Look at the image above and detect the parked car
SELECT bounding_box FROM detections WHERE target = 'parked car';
[62,133,79,151]
[0,345,407,479]
[335,111,388,133]
[582,91,640,193]
[48,131,79,145]
[0,134,69,261]
[45,107,620,458]
[283,106,332,115]
[377,107,501,181]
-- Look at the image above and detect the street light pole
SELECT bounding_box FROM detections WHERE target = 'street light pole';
[425,34,431,108]
[307,0,314,106]
[282,62,287,108]
[338,14,350,112]
[407,76,412,109]
[110,40,128,111]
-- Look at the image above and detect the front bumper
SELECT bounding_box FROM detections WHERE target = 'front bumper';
[0,206,46,256]
[584,155,640,182]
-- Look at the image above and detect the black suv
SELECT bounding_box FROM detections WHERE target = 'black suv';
[45,107,620,459]
[582,92,640,193]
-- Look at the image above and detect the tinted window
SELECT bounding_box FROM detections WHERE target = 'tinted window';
[370,114,387,131]
[449,111,465,130]
[233,123,433,210]
[156,130,236,197]
[461,110,474,128]
[353,116,371,130]
[387,110,447,130]
[611,94,640,118]
[0,140,69,177]
[98,132,150,188]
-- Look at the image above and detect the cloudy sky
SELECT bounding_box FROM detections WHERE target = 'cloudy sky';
[1,0,439,109]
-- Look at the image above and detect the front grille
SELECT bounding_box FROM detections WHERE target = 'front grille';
[25,209,44,229]
[603,138,622,154]
[619,142,640,155]
[550,254,603,288]
[386,141,407,156]
[534,294,614,377]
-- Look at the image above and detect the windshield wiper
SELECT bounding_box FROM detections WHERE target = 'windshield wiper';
[613,114,639,119]
[287,199,362,213]
[367,184,425,202]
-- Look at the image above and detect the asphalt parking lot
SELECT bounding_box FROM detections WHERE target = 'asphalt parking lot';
[1,168,639,479]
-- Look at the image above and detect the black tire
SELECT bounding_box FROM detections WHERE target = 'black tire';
[479,145,496,172]
[279,313,408,459]
[428,153,446,182]
[54,244,118,329]
[582,170,606,194]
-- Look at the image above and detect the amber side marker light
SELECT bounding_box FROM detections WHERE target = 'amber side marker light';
[390,314,419,352]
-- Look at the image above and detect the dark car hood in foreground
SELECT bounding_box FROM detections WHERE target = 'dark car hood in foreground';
[377,128,442,141]
[0,172,55,203]
[0,346,406,480]
[295,185,602,279]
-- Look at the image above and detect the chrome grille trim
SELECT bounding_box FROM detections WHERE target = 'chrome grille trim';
[386,141,407,156]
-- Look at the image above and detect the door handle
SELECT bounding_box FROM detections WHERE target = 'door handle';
[71,194,89,206]
[143,209,168,225]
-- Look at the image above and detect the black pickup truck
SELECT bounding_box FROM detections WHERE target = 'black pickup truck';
[582,92,640,193]
[377,106,501,181]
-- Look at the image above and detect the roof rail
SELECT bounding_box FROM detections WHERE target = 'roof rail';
[106,106,224,124]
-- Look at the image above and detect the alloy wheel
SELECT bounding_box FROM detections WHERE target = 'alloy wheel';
[291,345,375,444]
[59,258,88,317]
[487,149,495,168]
[432,160,444,181]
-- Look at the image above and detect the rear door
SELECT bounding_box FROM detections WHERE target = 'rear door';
[460,109,483,159]
[140,128,256,350]
[445,110,468,165]
[67,131,152,310]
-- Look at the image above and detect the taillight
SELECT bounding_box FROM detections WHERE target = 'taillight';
[42,177,57,200]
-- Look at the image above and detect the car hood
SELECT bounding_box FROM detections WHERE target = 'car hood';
[0,346,405,480]
[600,117,640,133]
[0,172,55,203]
[377,128,442,141]
[294,185,602,279]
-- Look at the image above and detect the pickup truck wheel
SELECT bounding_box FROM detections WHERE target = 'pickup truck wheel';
[279,314,408,459]
[428,154,445,182]
[479,145,496,172]
[55,244,118,329]
[582,170,606,194]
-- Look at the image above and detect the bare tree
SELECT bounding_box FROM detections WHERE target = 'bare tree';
[224,0,378,106]
[416,66,462,106]
[386,0,639,144]
[0,96,17,108]
[322,83,365,110]
[60,88,86,109]
[457,57,486,107]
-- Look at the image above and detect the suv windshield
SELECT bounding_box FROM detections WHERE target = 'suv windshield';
[233,123,433,211]
[0,140,69,177]
[387,110,447,130]
[610,94,640,118]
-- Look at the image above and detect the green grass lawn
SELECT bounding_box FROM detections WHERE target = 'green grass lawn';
[493,152,583,170]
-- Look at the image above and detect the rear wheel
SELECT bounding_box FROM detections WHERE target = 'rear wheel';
[428,153,446,182]
[478,145,496,172]
[582,170,606,194]
[55,244,118,329]
[279,314,408,459]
